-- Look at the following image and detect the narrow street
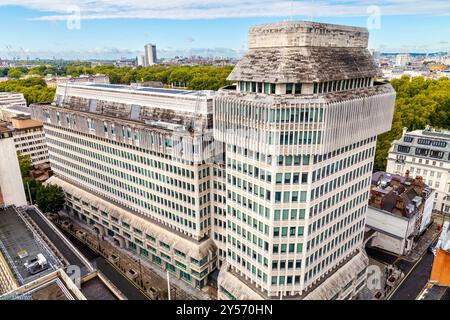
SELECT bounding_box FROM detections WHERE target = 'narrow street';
[388,251,434,300]
[60,229,149,300]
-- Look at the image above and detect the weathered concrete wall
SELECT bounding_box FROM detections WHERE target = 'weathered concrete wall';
[248,21,368,49]
[0,136,27,207]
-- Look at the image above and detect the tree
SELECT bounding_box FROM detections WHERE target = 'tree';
[24,178,42,204]
[374,76,450,172]
[35,184,65,213]
[7,68,23,79]
[17,152,33,179]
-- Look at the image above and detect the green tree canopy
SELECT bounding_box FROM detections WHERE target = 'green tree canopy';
[7,68,23,79]
[35,184,65,214]
[374,76,450,171]
[17,152,33,179]
[0,77,55,105]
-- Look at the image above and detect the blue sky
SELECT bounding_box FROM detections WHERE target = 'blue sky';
[1,1,450,60]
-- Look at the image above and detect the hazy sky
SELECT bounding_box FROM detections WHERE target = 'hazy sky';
[1,1,450,60]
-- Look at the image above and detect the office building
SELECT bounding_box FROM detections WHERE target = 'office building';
[10,116,49,166]
[136,55,145,67]
[366,171,434,255]
[0,92,27,107]
[0,123,27,207]
[214,21,396,300]
[144,44,157,66]
[30,21,397,300]
[31,83,218,289]
[0,92,28,122]
[386,126,450,214]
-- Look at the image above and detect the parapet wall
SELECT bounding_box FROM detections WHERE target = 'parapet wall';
[248,21,368,49]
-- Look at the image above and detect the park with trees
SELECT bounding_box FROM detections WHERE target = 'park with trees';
[2,62,449,172]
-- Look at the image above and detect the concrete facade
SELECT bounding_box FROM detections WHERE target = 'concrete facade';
[214,21,396,300]
[11,116,49,166]
[0,125,27,207]
[31,83,218,289]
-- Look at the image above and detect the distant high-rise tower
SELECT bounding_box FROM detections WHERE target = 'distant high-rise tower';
[136,55,145,67]
[144,44,157,66]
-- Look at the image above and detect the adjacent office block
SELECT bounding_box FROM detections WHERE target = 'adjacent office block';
[31,84,218,289]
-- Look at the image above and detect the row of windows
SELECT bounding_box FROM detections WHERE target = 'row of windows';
[303,233,363,285]
[313,77,373,94]
[227,250,268,284]
[238,81,277,94]
[312,137,376,165]
[312,146,374,183]
[65,199,211,271]
[216,104,325,124]
[54,163,209,235]
[279,130,322,145]
[48,140,197,195]
[45,122,197,167]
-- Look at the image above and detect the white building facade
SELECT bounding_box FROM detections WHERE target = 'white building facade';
[387,127,450,214]
[0,125,27,207]
[31,84,218,289]
[11,117,49,166]
[214,21,396,300]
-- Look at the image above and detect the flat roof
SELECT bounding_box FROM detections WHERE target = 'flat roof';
[25,206,93,276]
[64,82,212,98]
[0,207,58,285]
[81,276,118,300]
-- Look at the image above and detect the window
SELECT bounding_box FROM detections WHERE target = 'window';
[432,140,447,148]
[430,150,444,159]
[403,136,414,143]
[286,83,294,94]
[415,148,428,156]
[417,139,432,145]
[398,145,410,153]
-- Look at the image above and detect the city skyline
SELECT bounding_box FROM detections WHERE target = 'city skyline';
[1,1,450,60]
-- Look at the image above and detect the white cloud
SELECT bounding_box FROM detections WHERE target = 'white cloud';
[0,0,450,20]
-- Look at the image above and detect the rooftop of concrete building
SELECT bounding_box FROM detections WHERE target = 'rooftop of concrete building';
[405,126,450,140]
[30,82,215,132]
[1,270,83,300]
[0,206,59,287]
[369,171,433,219]
[227,20,380,83]
[0,122,13,134]
[11,115,43,130]
[58,82,213,99]
[0,206,123,300]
